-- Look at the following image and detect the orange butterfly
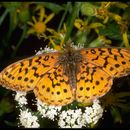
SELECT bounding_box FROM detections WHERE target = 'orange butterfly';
[0,45,130,106]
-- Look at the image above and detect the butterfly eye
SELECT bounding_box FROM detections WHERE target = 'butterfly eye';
[73,53,82,62]
[58,55,68,64]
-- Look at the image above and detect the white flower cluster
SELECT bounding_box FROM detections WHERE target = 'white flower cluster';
[37,99,62,121]
[35,42,84,56]
[36,46,57,55]
[58,99,104,128]
[83,99,104,127]
[19,109,40,128]
[71,42,84,49]
[14,91,27,106]
[58,109,86,128]
[14,91,40,128]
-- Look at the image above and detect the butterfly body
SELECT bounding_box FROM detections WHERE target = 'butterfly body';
[0,45,130,106]
[58,47,82,89]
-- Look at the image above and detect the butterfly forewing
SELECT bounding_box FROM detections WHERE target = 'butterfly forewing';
[0,52,60,91]
[79,48,130,78]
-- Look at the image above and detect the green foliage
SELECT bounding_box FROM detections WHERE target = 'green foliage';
[81,2,98,16]
[99,23,122,40]
[0,98,14,116]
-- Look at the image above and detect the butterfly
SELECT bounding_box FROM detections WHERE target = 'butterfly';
[0,44,130,106]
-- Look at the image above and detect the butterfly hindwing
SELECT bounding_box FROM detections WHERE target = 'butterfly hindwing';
[34,65,74,106]
[76,62,113,104]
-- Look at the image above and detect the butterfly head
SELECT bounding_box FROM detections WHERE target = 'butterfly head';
[59,42,82,65]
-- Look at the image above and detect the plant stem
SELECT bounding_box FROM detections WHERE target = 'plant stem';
[0,8,9,25]
[57,2,71,32]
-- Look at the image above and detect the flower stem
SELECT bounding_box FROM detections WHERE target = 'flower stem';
[57,2,70,32]
[0,8,9,25]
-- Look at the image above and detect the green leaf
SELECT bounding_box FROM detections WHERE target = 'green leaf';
[35,2,64,14]
[18,8,31,23]
[88,37,105,47]
[81,2,98,16]
[0,8,9,26]
[99,23,122,40]
[0,98,14,116]
[75,30,88,45]
[57,2,71,32]
[110,106,122,124]
[2,2,21,10]
[65,2,82,42]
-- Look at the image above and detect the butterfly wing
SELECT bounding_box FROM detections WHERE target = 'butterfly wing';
[34,65,74,106]
[76,62,113,103]
[0,52,60,91]
[76,48,130,104]
[80,48,130,77]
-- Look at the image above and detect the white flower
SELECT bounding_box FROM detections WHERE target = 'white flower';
[14,91,27,106]
[58,119,66,127]
[57,99,103,128]
[71,42,84,49]
[83,99,104,127]
[19,109,40,128]
[35,47,44,55]
[37,99,62,120]
[36,46,57,55]
[44,46,57,52]
[58,109,85,128]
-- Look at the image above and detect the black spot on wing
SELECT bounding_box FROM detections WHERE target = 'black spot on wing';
[28,59,33,67]
[44,55,49,61]
[115,64,120,68]
[91,49,96,54]
[24,77,29,81]
[18,76,22,80]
